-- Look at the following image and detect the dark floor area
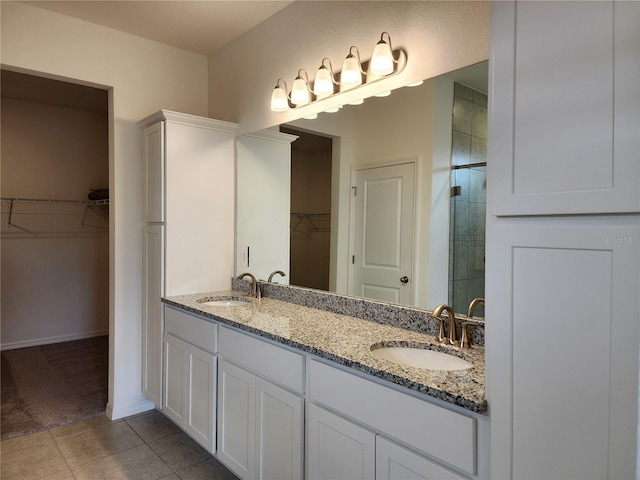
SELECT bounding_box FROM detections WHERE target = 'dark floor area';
[1,335,108,440]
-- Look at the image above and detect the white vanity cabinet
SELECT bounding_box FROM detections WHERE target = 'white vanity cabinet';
[142,224,164,407]
[138,110,237,409]
[376,436,466,480]
[163,306,218,453]
[307,360,477,479]
[307,403,376,480]
[308,404,468,480]
[490,1,640,216]
[487,2,640,478]
[216,326,305,480]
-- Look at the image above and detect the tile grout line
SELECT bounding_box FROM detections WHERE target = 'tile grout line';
[123,416,179,477]
[52,418,144,474]
[50,437,78,480]
[3,411,234,480]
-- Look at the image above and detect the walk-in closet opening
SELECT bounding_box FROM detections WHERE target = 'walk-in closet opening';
[0,70,110,440]
[280,126,333,291]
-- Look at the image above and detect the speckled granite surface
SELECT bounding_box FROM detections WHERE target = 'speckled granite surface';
[231,277,486,348]
[163,291,487,413]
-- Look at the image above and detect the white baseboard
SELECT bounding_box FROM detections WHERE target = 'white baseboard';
[1,329,109,351]
[106,397,155,420]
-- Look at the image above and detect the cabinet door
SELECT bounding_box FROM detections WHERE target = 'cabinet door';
[255,377,303,480]
[217,359,255,480]
[163,333,187,425]
[376,436,465,480]
[186,345,216,453]
[307,404,375,480]
[142,225,164,407]
[487,217,640,479]
[142,121,165,223]
[490,1,640,215]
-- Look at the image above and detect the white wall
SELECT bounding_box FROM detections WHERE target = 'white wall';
[208,1,490,134]
[1,1,209,419]
[1,98,109,349]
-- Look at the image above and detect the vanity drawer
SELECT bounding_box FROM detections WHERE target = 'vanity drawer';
[309,360,476,475]
[164,306,217,354]
[219,326,305,394]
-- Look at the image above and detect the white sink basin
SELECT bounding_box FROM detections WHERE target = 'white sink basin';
[371,345,473,371]
[197,296,250,307]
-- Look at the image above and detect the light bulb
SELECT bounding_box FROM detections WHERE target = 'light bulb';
[370,39,394,76]
[270,85,289,112]
[314,66,334,98]
[291,76,310,105]
[340,53,362,89]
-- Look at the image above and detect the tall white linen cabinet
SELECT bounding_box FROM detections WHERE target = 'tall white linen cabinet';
[487,2,640,479]
[138,110,237,411]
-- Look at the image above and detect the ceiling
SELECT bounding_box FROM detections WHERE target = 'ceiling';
[23,0,294,56]
[2,1,293,111]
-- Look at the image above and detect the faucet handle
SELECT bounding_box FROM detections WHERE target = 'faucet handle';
[460,320,484,348]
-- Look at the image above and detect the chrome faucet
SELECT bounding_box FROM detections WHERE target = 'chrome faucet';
[237,272,260,298]
[432,304,458,345]
[268,270,286,283]
[467,298,485,318]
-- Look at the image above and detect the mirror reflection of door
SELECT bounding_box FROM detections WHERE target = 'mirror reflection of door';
[351,162,415,304]
[282,126,333,291]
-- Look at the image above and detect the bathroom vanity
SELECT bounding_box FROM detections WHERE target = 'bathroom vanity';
[160,291,488,480]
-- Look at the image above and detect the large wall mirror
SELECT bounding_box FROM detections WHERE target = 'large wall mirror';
[236,61,487,316]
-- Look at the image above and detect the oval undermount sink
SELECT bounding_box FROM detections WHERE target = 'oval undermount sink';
[197,296,250,307]
[371,344,473,371]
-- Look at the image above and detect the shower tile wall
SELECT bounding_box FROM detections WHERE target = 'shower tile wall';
[449,83,486,315]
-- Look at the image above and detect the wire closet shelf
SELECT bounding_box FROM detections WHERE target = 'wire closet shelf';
[1,197,109,236]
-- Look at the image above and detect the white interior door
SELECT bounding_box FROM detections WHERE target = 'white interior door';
[352,162,415,304]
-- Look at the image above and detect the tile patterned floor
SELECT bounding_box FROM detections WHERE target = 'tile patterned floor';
[0,410,239,480]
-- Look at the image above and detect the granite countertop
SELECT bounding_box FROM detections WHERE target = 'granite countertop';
[163,291,486,413]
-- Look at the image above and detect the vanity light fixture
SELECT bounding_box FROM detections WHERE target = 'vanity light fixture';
[270,32,406,113]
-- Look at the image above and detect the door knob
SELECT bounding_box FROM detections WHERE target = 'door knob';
[400,276,409,284]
